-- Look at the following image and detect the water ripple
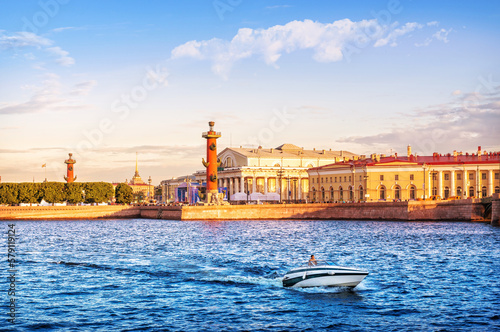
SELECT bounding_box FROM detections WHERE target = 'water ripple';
[1,219,499,331]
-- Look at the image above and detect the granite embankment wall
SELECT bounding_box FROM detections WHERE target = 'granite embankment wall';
[180,200,489,222]
[0,199,497,222]
[0,205,142,220]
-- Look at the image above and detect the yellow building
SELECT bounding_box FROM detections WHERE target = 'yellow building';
[193,143,358,202]
[308,146,500,202]
[113,154,153,202]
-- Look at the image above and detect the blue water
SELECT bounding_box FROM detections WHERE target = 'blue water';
[1,219,500,331]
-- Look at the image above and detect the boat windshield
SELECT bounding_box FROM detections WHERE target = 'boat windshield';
[305,260,330,267]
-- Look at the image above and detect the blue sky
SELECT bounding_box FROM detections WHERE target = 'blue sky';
[1,0,499,183]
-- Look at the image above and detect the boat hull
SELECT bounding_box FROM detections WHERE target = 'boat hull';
[282,265,368,288]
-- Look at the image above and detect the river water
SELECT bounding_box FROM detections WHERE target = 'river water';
[1,219,500,331]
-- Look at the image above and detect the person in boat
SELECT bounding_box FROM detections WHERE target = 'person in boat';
[308,254,317,266]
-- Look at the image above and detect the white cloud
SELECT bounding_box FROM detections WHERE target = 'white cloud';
[46,46,75,66]
[337,86,500,154]
[373,22,423,47]
[433,28,452,43]
[0,31,52,49]
[70,80,97,95]
[0,31,74,67]
[172,18,443,77]
[0,73,92,115]
[415,28,453,47]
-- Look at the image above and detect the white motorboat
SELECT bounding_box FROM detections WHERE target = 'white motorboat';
[282,260,369,288]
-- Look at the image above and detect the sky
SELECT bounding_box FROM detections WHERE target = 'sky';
[0,0,499,184]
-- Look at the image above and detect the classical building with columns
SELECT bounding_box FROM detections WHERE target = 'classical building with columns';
[308,146,500,202]
[194,144,358,202]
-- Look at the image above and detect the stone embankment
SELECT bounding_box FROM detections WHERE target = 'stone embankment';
[1,197,499,224]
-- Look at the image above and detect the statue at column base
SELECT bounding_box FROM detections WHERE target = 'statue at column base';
[199,190,229,205]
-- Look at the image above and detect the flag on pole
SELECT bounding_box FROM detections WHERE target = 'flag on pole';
[42,164,46,168]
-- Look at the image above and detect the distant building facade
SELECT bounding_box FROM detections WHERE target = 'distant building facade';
[194,143,358,202]
[113,155,153,202]
[308,146,500,202]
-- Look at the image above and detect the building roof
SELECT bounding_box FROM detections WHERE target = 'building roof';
[310,150,500,171]
[222,143,358,160]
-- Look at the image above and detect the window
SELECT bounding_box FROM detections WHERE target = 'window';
[410,186,416,200]
[432,187,437,196]
[335,177,337,182]
[349,176,351,182]
[380,175,384,181]
[379,186,386,200]
[321,187,325,201]
[410,174,414,181]
[469,173,474,180]
[359,175,362,181]
[395,175,399,181]
[444,187,450,199]
[394,186,401,200]
[432,173,437,181]
[330,186,334,200]
[330,177,332,183]
[339,187,344,200]
[444,174,449,181]
[321,178,323,183]
[312,188,316,201]
[457,186,462,196]
[496,186,500,194]
[469,186,475,197]
[457,174,462,180]
[482,173,487,180]
[482,186,487,197]
[344,176,347,182]
[359,186,364,200]
[496,173,499,180]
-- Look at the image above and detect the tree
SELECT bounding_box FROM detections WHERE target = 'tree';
[65,182,84,204]
[0,183,19,205]
[40,182,66,203]
[18,183,40,204]
[83,182,114,203]
[115,183,133,204]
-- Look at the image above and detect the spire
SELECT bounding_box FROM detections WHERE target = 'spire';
[136,152,138,172]
[131,152,144,184]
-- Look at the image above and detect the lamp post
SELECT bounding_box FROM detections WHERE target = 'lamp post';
[277,167,284,203]
[148,176,152,204]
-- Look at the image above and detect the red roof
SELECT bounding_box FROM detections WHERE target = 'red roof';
[311,151,500,170]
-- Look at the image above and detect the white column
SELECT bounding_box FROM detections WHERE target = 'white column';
[489,170,494,196]
[450,170,456,197]
[428,171,432,197]
[252,176,256,193]
[298,177,302,200]
[438,171,443,198]
[463,170,468,198]
[240,176,245,193]
[264,177,268,194]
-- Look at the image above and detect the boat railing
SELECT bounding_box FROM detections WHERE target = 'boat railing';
[304,260,330,267]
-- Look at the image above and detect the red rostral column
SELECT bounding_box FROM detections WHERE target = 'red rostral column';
[64,153,77,183]
[202,121,221,202]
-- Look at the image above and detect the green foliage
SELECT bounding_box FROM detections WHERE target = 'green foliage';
[0,183,19,205]
[115,183,133,204]
[0,181,116,205]
[83,182,114,203]
[65,182,84,204]
[17,183,41,204]
[39,182,66,203]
